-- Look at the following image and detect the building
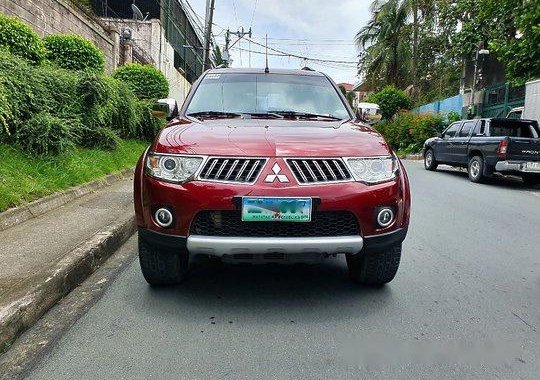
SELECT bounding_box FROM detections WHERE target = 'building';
[92,0,206,102]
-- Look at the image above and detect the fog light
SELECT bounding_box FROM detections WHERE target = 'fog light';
[154,208,173,228]
[377,208,394,228]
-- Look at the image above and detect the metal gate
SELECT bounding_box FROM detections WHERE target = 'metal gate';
[482,83,525,118]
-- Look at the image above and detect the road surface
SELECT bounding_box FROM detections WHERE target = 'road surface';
[26,161,540,379]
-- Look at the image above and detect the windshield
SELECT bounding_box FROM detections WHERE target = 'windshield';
[186,73,350,120]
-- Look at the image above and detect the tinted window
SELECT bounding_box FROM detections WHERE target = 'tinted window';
[443,122,461,138]
[489,120,539,138]
[506,110,522,120]
[186,73,350,119]
[458,121,475,137]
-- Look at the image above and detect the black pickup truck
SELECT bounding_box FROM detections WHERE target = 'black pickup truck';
[423,118,540,184]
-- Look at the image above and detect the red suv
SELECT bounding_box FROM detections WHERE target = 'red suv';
[134,68,410,286]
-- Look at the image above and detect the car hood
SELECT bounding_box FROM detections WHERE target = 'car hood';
[153,118,391,157]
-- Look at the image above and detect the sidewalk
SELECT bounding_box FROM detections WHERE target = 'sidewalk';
[0,177,136,352]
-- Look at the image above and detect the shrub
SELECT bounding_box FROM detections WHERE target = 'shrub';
[447,111,461,123]
[136,100,165,140]
[76,72,139,138]
[366,86,412,120]
[374,112,443,153]
[43,34,105,72]
[16,113,78,156]
[79,126,121,150]
[113,63,169,99]
[0,13,45,63]
[0,51,79,136]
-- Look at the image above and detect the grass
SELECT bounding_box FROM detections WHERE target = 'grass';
[0,139,149,212]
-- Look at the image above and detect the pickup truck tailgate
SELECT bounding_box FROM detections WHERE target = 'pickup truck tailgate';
[507,138,540,161]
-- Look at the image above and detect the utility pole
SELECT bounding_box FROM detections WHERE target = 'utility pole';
[223,27,252,67]
[202,0,216,71]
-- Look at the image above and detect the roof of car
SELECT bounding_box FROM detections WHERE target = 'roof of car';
[205,67,326,77]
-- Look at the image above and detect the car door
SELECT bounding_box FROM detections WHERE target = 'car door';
[436,122,462,163]
[449,120,477,164]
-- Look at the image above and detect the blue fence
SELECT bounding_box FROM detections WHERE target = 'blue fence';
[414,94,463,116]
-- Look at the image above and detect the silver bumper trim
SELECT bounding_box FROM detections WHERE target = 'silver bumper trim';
[186,235,364,256]
[495,160,540,173]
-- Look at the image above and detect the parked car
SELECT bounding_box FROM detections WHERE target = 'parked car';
[134,68,411,286]
[423,118,540,184]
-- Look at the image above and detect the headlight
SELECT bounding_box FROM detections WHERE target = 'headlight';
[145,154,203,183]
[345,156,398,184]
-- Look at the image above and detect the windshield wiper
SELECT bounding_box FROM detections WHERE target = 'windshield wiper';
[187,111,242,119]
[271,111,343,121]
[243,112,284,119]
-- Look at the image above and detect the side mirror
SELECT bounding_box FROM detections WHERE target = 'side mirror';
[152,98,179,121]
[437,132,443,138]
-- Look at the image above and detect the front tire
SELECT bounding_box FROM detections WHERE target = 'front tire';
[138,235,189,286]
[424,149,438,171]
[468,155,486,183]
[346,243,402,285]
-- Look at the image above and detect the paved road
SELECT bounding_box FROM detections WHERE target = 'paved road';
[26,162,540,379]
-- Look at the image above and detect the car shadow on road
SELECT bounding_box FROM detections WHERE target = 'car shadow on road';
[141,256,397,321]
[435,166,540,190]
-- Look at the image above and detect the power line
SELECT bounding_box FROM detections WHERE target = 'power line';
[244,37,358,64]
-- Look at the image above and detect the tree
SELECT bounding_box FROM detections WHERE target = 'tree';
[356,0,411,89]
[339,85,356,108]
[366,86,412,120]
[212,45,224,67]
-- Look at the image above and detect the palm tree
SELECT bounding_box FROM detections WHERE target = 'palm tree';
[356,0,411,89]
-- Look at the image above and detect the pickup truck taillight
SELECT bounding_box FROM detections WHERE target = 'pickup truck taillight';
[497,140,508,159]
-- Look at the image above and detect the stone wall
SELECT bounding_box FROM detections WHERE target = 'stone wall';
[0,0,119,72]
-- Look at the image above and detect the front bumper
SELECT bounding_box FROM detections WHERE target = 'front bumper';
[495,160,540,173]
[139,227,407,256]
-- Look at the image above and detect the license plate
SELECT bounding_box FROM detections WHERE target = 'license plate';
[525,162,540,171]
[241,197,312,222]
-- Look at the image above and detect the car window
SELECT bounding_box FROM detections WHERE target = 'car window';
[458,121,475,137]
[186,73,350,120]
[489,120,539,138]
[443,122,461,138]
[473,120,486,135]
[506,110,522,120]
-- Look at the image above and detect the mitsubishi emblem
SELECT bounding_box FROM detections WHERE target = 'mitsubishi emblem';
[265,163,289,183]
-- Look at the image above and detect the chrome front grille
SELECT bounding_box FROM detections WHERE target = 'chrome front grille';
[286,158,352,184]
[198,157,267,183]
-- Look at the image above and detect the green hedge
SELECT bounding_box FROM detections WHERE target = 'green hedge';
[374,112,444,153]
[43,34,105,72]
[366,86,412,120]
[0,13,45,64]
[0,51,164,154]
[113,63,169,99]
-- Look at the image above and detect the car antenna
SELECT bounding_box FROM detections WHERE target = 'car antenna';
[264,34,269,73]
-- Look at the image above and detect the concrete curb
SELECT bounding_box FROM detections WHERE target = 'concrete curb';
[0,214,136,355]
[0,168,134,232]
[400,154,423,160]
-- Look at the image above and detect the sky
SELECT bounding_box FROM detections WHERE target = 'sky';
[187,0,372,84]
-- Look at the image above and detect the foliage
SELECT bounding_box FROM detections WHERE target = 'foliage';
[0,50,161,155]
[488,0,540,84]
[366,86,412,120]
[447,110,461,123]
[212,45,224,66]
[339,85,356,108]
[375,112,443,152]
[16,113,78,156]
[356,0,538,103]
[0,13,45,64]
[0,140,148,211]
[355,0,411,89]
[113,63,169,100]
[43,34,105,72]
